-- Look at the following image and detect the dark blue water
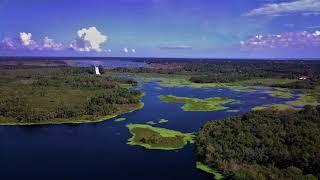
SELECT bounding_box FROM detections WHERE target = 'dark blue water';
[0,79,301,180]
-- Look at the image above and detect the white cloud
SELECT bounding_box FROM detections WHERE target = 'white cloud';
[19,32,33,46]
[132,48,136,53]
[0,32,38,50]
[245,0,320,16]
[42,36,64,50]
[0,38,19,50]
[123,47,129,53]
[1,27,109,53]
[104,49,112,53]
[313,30,320,36]
[0,33,65,51]
[70,26,107,52]
[241,30,320,49]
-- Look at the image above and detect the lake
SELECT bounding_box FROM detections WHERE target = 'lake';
[0,77,301,180]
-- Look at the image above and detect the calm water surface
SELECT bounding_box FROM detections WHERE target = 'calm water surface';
[0,78,301,180]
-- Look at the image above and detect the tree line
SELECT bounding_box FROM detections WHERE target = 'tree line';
[195,105,320,179]
[0,66,141,123]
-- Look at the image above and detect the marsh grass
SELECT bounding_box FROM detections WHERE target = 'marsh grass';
[159,95,235,112]
[114,117,126,122]
[196,162,224,180]
[126,124,195,150]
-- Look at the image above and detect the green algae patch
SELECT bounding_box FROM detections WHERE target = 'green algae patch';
[268,91,294,99]
[126,124,195,150]
[145,119,169,125]
[287,94,319,107]
[114,118,126,122]
[227,109,240,113]
[159,95,235,112]
[196,162,224,180]
[158,119,169,123]
[252,104,299,111]
[229,100,241,105]
[146,121,157,125]
[234,88,257,93]
[252,106,267,111]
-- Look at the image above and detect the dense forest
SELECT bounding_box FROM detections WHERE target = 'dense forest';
[0,66,142,124]
[113,60,320,78]
[195,105,320,179]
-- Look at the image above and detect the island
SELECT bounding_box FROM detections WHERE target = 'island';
[126,124,195,150]
[114,118,127,122]
[159,95,236,111]
[0,66,144,125]
[158,118,169,123]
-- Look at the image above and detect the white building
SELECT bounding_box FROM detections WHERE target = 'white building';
[298,76,308,80]
[95,65,101,75]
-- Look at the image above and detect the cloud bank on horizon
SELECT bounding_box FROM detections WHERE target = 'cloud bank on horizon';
[0,27,107,53]
[1,0,320,58]
[245,0,320,16]
[241,30,320,49]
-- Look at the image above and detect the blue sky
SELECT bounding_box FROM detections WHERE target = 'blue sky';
[0,0,320,58]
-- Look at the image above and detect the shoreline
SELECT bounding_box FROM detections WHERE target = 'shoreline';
[0,102,144,126]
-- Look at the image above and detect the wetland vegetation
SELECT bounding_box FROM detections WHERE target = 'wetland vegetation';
[114,118,127,122]
[196,162,224,180]
[158,118,169,123]
[159,95,236,111]
[126,124,195,150]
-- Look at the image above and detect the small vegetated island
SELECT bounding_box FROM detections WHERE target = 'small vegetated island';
[0,66,143,125]
[126,124,195,150]
[159,95,237,111]
[114,117,127,122]
[195,105,320,179]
